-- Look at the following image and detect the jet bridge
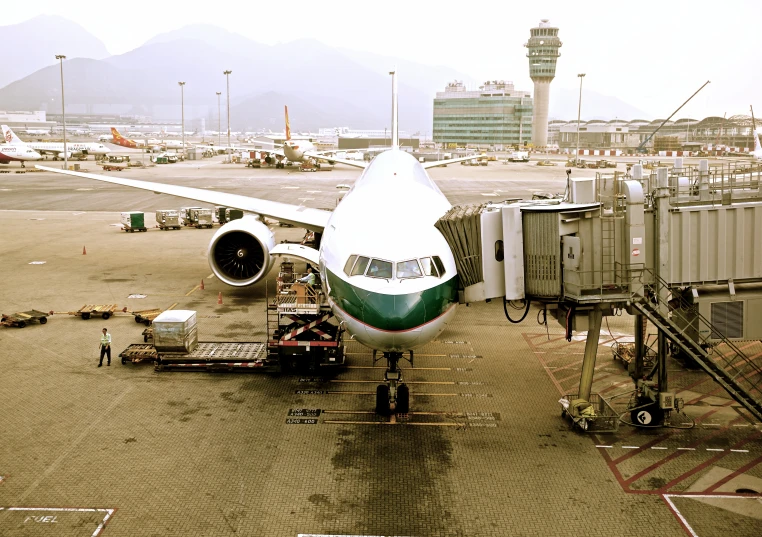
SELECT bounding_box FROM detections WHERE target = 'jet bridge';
[436,160,762,427]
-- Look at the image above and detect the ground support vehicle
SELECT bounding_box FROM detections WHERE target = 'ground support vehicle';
[1,310,49,328]
[154,342,273,371]
[56,304,123,320]
[246,159,261,168]
[299,161,320,172]
[142,327,153,343]
[131,308,163,326]
[267,264,345,373]
[101,163,126,171]
[190,208,213,228]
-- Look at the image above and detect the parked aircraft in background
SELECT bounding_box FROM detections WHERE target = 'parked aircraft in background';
[0,143,41,166]
[111,127,146,148]
[2,126,110,159]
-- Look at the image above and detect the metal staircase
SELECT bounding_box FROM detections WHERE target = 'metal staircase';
[632,271,762,422]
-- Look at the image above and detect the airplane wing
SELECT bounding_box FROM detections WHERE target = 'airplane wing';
[35,166,332,232]
[304,151,367,169]
[422,154,477,169]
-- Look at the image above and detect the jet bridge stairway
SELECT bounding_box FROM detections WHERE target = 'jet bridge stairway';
[632,271,762,422]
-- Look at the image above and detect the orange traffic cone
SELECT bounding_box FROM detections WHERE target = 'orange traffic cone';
[82,246,87,255]
[200,279,205,290]
[217,292,223,305]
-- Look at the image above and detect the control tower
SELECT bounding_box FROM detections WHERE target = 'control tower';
[525,19,562,148]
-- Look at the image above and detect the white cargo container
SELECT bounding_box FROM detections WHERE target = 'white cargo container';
[153,310,198,353]
[190,208,214,228]
[155,209,181,230]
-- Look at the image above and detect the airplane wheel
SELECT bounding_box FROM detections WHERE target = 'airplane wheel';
[396,384,410,414]
[39,317,47,325]
[376,384,390,416]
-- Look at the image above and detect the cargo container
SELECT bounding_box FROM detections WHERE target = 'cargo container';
[152,310,198,353]
[225,208,244,222]
[156,209,181,230]
[180,207,202,226]
[215,206,229,224]
[121,211,147,232]
[190,208,214,228]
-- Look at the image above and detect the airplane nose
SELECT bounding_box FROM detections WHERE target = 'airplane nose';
[361,285,425,348]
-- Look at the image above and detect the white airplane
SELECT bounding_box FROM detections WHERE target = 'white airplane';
[36,71,474,415]
[21,128,50,136]
[0,143,41,166]
[752,129,762,160]
[258,106,366,168]
[2,126,110,160]
[98,134,111,142]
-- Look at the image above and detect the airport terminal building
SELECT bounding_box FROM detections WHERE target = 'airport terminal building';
[432,80,533,149]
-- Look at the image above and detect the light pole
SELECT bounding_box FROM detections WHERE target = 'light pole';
[223,70,232,161]
[55,55,67,170]
[216,91,222,148]
[575,73,586,161]
[178,82,186,155]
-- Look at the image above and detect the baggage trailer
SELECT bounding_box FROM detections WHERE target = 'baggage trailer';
[1,310,50,328]
[130,308,163,326]
[121,211,147,232]
[155,209,181,230]
[56,304,124,320]
[154,342,273,371]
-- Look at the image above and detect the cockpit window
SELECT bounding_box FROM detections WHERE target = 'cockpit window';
[419,257,439,277]
[351,256,370,276]
[396,259,423,279]
[432,255,446,277]
[343,255,358,276]
[367,259,393,279]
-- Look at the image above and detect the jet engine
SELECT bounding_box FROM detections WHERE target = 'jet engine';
[207,215,275,287]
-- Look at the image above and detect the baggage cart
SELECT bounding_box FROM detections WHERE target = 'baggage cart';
[559,393,619,433]
[190,208,213,229]
[131,308,163,326]
[155,209,181,230]
[1,310,50,328]
[119,344,158,365]
[56,304,124,320]
[225,208,244,222]
[121,211,147,232]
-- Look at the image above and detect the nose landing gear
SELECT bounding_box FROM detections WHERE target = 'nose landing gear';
[374,351,412,416]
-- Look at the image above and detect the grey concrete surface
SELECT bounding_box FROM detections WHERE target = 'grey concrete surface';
[0,157,759,536]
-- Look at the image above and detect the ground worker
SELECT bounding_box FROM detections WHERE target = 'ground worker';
[98,327,112,367]
[297,267,316,286]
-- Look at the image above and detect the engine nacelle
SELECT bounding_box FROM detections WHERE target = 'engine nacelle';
[207,215,275,287]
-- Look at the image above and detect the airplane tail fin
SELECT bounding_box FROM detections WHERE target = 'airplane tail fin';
[390,69,399,148]
[110,127,122,140]
[2,125,22,144]
[285,106,291,141]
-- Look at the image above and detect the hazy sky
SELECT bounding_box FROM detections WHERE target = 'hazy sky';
[5,0,761,119]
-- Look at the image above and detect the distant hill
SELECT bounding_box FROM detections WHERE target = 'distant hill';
[0,15,110,90]
[0,19,653,129]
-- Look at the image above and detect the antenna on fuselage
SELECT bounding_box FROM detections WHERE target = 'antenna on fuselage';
[389,68,398,149]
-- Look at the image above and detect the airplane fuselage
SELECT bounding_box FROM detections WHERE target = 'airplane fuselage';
[27,142,110,156]
[318,149,458,352]
[0,144,42,163]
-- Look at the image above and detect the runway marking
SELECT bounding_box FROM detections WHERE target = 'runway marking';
[323,420,465,427]
[345,365,452,371]
[345,352,447,357]
[281,186,299,189]
[185,285,200,296]
[730,449,750,453]
[596,445,614,449]
[16,387,132,502]
[0,507,115,537]
[321,390,460,397]
[705,448,725,452]
[167,302,178,310]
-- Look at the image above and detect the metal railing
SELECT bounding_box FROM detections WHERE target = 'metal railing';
[635,269,762,421]
[563,262,649,301]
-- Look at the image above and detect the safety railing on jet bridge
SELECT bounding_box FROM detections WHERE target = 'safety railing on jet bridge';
[562,262,649,303]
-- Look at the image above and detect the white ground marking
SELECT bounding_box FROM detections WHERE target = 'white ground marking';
[663,494,762,537]
[28,261,46,265]
[0,507,115,537]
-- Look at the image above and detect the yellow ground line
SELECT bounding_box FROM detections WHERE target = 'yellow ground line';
[185,285,200,296]
[166,302,178,311]
[331,380,456,385]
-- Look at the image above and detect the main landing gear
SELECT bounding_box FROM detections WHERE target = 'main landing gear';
[374,351,412,416]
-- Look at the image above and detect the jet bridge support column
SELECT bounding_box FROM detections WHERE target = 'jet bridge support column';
[577,307,603,402]
[633,314,646,379]
[655,167,671,396]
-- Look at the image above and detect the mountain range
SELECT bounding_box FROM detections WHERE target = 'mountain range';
[0,16,652,132]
